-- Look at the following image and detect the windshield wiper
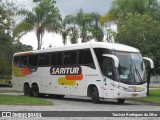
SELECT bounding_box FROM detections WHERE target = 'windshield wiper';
[133,63,143,82]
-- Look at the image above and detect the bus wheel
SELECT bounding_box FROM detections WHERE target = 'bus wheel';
[117,99,125,104]
[32,84,39,97]
[91,87,99,103]
[23,84,31,96]
[8,81,12,87]
[54,95,65,99]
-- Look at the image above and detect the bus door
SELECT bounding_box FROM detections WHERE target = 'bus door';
[102,57,114,98]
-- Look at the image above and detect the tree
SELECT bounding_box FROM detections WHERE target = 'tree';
[14,0,62,50]
[115,13,160,95]
[90,12,104,42]
[63,9,104,43]
[13,42,33,53]
[104,0,159,26]
[0,0,16,77]
[61,15,78,44]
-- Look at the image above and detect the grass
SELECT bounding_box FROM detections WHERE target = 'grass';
[0,90,17,93]
[0,94,53,105]
[142,89,160,103]
[136,89,160,105]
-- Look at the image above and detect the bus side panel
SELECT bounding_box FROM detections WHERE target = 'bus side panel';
[81,66,104,97]
[70,66,87,96]
[12,76,20,91]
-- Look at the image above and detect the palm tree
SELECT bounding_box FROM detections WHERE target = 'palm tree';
[90,12,104,42]
[14,0,61,49]
[75,9,93,42]
[61,15,78,44]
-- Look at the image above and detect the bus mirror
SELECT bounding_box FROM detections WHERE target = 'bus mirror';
[103,54,119,68]
[143,57,154,69]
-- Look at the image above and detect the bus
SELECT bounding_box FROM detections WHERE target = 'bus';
[12,42,154,103]
[0,70,12,87]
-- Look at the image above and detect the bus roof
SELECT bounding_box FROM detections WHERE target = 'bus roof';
[14,42,140,56]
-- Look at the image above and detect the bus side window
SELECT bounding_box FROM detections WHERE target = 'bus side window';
[102,57,114,80]
[20,56,28,68]
[51,52,57,65]
[78,50,84,64]
[93,48,110,72]
[64,50,77,65]
[56,52,63,65]
[28,54,38,67]
[84,49,95,69]
[70,51,77,64]
[39,53,50,66]
[78,49,95,69]
[13,56,20,67]
[64,51,70,65]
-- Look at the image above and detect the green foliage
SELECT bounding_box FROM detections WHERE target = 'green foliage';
[0,0,15,77]
[61,15,78,44]
[141,89,160,104]
[15,0,61,49]
[106,0,159,25]
[0,94,52,105]
[13,42,33,53]
[63,9,104,43]
[116,13,160,75]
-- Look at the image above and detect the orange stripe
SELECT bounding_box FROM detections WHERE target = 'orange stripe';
[15,52,33,56]
[21,68,32,75]
[65,73,83,80]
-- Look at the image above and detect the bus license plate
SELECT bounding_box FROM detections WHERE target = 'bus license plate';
[132,94,138,97]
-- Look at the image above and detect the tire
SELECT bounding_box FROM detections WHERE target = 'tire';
[8,81,12,87]
[117,99,125,104]
[23,84,31,96]
[54,95,65,99]
[32,84,39,97]
[91,87,100,103]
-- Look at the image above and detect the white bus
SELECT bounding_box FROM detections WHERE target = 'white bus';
[12,42,154,103]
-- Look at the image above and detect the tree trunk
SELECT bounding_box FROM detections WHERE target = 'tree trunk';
[147,69,152,96]
[36,32,41,50]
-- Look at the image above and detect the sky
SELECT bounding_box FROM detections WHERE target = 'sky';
[16,0,113,50]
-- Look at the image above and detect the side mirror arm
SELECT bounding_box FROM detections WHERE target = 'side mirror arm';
[143,57,154,69]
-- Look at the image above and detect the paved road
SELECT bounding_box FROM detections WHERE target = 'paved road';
[0,87,160,120]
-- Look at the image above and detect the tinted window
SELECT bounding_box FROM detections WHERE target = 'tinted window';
[94,48,110,71]
[64,51,70,65]
[51,52,63,65]
[64,51,77,65]
[20,56,28,68]
[39,53,50,66]
[78,50,84,64]
[78,49,95,69]
[102,58,114,80]
[28,54,38,67]
[70,51,77,64]
[13,56,20,67]
[51,52,57,65]
[84,49,94,64]
[57,52,63,65]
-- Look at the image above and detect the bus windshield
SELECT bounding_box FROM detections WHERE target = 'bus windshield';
[115,51,145,84]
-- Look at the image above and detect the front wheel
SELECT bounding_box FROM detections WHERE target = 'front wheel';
[117,99,125,104]
[91,87,100,103]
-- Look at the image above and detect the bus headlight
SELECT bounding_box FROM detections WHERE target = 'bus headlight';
[119,86,146,92]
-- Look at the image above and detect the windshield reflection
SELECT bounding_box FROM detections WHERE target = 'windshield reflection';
[114,51,145,84]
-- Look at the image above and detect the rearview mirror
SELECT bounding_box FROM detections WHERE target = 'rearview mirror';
[143,57,154,69]
[103,54,119,68]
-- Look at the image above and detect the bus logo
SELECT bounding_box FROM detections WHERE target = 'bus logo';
[50,66,82,75]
